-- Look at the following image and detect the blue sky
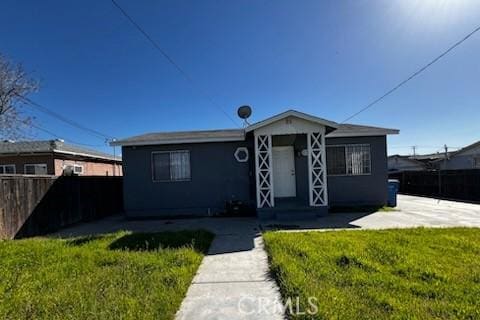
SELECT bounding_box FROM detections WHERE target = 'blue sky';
[1,0,479,156]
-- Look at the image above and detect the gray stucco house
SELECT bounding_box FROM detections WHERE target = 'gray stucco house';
[112,110,398,219]
[388,155,426,172]
[437,140,480,170]
[388,140,480,172]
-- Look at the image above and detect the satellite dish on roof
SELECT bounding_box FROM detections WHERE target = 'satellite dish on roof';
[237,105,252,127]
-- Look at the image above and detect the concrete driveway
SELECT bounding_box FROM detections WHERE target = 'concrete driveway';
[348,194,480,229]
[259,194,480,231]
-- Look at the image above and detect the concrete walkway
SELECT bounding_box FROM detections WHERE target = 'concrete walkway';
[175,232,284,320]
[53,218,285,320]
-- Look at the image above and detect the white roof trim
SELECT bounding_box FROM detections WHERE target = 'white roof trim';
[53,149,122,161]
[327,129,399,138]
[245,110,339,133]
[111,136,245,147]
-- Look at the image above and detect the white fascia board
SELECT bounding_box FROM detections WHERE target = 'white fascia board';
[111,136,245,147]
[53,149,121,161]
[327,129,399,138]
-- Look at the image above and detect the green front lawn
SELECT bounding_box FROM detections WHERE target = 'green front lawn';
[0,230,214,320]
[264,228,480,319]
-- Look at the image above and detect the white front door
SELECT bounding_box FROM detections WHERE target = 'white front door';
[272,146,296,197]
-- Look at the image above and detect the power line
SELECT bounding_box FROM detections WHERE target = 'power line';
[109,0,240,127]
[20,96,115,140]
[390,145,462,149]
[29,122,108,147]
[342,25,480,123]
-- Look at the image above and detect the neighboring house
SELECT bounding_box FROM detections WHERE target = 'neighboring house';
[388,155,425,172]
[0,139,122,176]
[112,110,398,219]
[437,141,480,170]
[388,140,480,172]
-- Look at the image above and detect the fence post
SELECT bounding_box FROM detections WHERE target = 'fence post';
[438,170,441,197]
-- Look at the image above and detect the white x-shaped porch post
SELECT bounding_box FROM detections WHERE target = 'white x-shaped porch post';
[254,134,274,208]
[307,131,328,206]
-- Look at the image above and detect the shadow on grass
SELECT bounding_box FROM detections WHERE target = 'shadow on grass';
[108,230,214,254]
[66,234,108,246]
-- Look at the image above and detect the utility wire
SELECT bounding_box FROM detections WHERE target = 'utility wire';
[110,0,240,127]
[20,96,115,140]
[390,145,462,149]
[342,25,480,123]
[29,122,107,147]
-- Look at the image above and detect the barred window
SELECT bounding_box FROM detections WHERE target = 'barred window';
[327,145,371,176]
[152,150,191,182]
[326,146,346,175]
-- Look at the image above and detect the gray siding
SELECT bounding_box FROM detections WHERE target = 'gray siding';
[122,141,253,217]
[440,155,479,170]
[326,136,388,206]
[388,157,425,172]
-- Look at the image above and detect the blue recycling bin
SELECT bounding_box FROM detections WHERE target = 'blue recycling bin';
[387,179,400,207]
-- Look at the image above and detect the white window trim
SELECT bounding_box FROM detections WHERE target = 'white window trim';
[73,164,84,174]
[0,164,16,174]
[24,163,48,175]
[151,150,191,182]
[327,144,372,177]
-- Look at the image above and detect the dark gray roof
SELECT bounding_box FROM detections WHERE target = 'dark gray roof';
[111,112,398,146]
[412,153,452,161]
[0,140,121,161]
[453,140,480,157]
[112,129,245,146]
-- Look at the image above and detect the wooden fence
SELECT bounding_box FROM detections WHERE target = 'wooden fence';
[389,169,480,202]
[0,175,123,239]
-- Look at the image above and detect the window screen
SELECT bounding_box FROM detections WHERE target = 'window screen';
[326,146,346,175]
[152,151,190,181]
[25,164,47,175]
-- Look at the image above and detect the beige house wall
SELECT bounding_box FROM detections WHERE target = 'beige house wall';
[54,159,122,176]
[0,154,121,176]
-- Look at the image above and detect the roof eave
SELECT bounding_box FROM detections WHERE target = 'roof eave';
[111,136,245,147]
[53,149,122,162]
[327,129,399,138]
